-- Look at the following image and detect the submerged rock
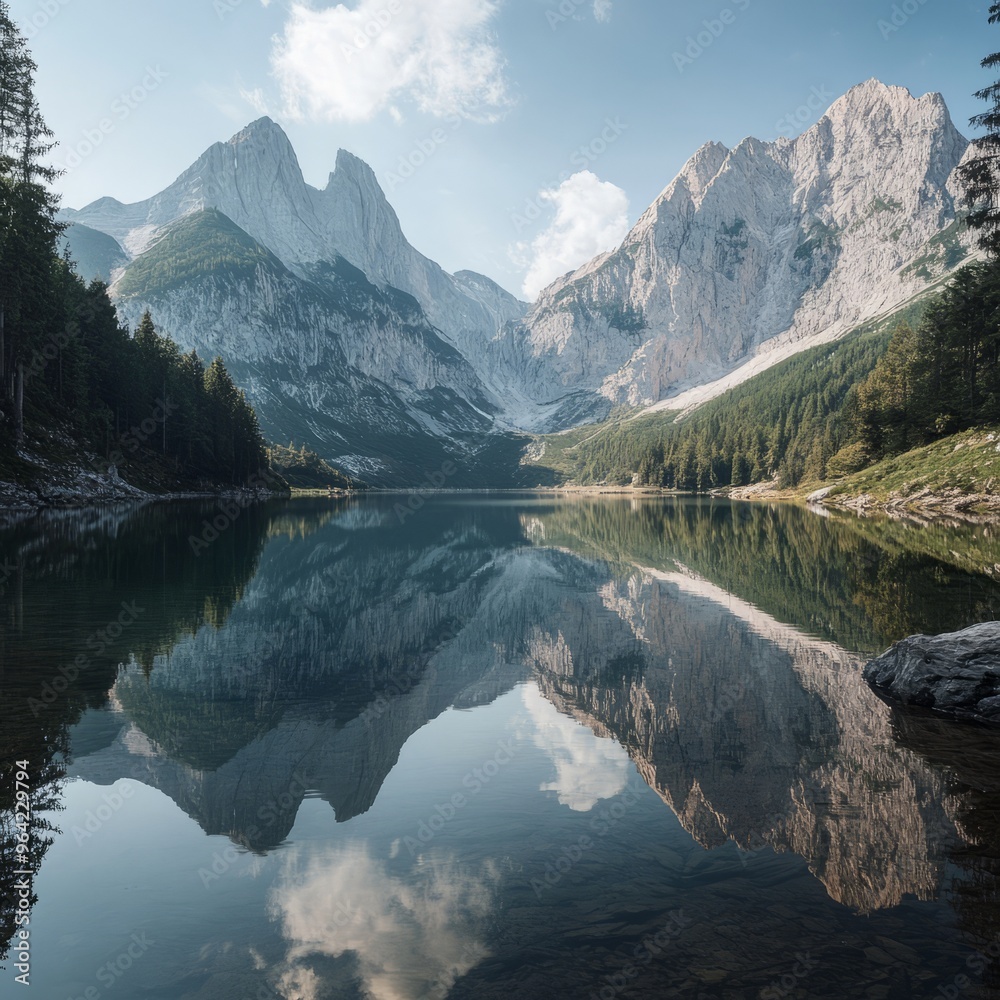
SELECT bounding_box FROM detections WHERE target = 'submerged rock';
[863,623,1000,724]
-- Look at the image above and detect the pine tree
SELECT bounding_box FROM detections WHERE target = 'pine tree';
[960,2,1000,256]
[0,3,62,442]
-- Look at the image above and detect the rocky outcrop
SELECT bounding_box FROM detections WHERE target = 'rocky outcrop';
[863,623,1000,723]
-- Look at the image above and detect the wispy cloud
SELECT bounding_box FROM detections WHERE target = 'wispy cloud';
[518,171,629,301]
[593,0,613,23]
[272,0,511,123]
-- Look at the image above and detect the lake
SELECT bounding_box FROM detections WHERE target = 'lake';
[2,495,1000,999]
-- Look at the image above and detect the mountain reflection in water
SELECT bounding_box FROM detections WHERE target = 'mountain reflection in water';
[2,496,1000,999]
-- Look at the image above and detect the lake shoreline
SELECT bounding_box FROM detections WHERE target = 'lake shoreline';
[5,473,999,522]
[0,463,291,512]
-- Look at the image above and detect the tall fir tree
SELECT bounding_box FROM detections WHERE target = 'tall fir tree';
[960,2,1000,256]
[0,1,62,441]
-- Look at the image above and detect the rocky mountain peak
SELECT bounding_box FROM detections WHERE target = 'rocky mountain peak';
[509,79,974,425]
[229,116,285,144]
[679,140,730,205]
[824,78,953,127]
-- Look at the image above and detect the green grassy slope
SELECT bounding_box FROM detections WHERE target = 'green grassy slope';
[821,427,1000,513]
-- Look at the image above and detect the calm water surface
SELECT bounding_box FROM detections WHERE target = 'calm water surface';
[2,495,1000,999]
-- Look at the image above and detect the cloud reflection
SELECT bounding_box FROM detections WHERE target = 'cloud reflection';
[523,683,629,811]
[268,843,496,1000]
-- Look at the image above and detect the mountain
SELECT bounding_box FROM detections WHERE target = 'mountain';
[61,81,975,481]
[505,80,974,425]
[109,207,506,485]
[59,222,128,283]
[62,119,531,485]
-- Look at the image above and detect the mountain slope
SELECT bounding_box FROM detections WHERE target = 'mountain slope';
[112,209,501,485]
[505,80,974,427]
[61,119,530,414]
[59,222,128,283]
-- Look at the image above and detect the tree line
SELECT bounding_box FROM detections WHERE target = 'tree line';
[857,261,1000,460]
[0,3,269,486]
[560,326,893,490]
[566,258,1000,493]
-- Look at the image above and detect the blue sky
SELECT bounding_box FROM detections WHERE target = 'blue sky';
[8,0,996,297]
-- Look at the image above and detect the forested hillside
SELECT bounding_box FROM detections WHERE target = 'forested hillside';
[528,316,899,489]
[0,5,275,493]
[531,258,1000,494]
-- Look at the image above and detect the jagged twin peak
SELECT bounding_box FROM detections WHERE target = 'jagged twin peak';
[511,79,975,423]
[63,117,526,367]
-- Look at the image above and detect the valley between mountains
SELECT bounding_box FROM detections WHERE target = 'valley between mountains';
[59,79,976,490]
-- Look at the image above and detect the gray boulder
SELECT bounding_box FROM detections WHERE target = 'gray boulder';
[863,623,1000,724]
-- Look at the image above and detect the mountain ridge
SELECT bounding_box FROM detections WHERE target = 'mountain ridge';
[510,79,973,424]
[61,79,978,482]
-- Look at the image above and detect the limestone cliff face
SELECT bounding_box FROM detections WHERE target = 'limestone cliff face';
[63,119,527,483]
[508,80,973,423]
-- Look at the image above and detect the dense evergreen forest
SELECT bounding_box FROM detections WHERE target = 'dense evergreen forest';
[0,5,271,488]
[857,261,1000,458]
[546,322,893,489]
[547,262,1000,491]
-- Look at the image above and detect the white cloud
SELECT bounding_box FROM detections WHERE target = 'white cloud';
[522,684,629,811]
[593,0,612,22]
[272,0,510,123]
[519,171,629,301]
[269,843,496,1000]
[240,86,270,116]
